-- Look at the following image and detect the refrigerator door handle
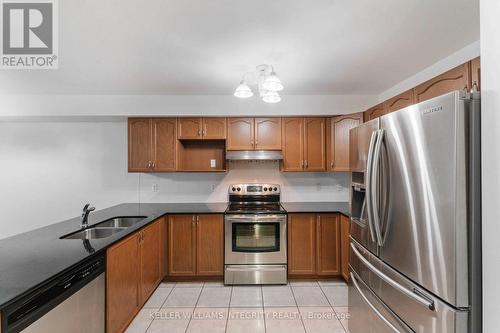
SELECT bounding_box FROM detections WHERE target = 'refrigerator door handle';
[350,242,436,311]
[365,130,378,242]
[351,273,407,333]
[371,129,385,245]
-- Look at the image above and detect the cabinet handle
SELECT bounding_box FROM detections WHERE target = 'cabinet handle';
[192,215,195,222]
[471,81,479,92]
[147,161,152,168]
[203,124,207,137]
[151,161,155,169]
[301,160,304,168]
[305,160,309,168]
[331,161,334,169]
[198,129,201,136]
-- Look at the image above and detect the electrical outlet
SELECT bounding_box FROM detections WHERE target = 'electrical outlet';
[152,183,158,192]
[210,159,216,168]
[316,183,322,191]
[211,184,216,192]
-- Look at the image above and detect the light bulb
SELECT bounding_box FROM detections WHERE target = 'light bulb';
[262,71,284,91]
[262,90,281,103]
[234,81,253,98]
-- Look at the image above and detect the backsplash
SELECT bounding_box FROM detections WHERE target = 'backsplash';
[139,161,350,203]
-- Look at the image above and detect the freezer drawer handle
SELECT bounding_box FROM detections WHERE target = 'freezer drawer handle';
[350,242,435,311]
[351,274,408,333]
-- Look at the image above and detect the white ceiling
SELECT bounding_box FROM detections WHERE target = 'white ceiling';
[0,0,479,95]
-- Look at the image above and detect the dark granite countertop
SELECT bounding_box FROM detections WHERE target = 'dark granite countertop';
[0,202,227,310]
[281,202,350,216]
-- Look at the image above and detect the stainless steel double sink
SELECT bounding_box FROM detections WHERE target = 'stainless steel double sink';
[61,216,147,240]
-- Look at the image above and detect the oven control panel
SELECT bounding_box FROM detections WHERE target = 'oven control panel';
[229,184,281,195]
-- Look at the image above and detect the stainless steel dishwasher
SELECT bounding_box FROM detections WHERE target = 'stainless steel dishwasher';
[2,254,105,333]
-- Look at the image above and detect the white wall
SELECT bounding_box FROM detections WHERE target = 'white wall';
[480,0,500,331]
[0,119,349,240]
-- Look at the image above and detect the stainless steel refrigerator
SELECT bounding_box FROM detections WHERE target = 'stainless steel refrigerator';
[348,91,481,333]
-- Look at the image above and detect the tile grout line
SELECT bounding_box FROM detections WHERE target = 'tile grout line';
[290,284,309,333]
[318,284,349,333]
[184,282,205,333]
[144,284,176,333]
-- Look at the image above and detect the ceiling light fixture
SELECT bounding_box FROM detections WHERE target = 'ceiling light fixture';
[233,64,284,103]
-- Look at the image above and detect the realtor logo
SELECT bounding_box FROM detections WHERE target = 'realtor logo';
[1,0,58,69]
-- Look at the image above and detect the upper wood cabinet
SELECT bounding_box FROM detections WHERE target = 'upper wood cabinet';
[227,117,281,150]
[340,214,350,282]
[227,118,254,150]
[288,214,317,276]
[364,103,386,122]
[385,89,413,114]
[327,113,363,172]
[128,118,152,172]
[470,57,481,91]
[288,213,341,277]
[414,63,470,103]
[255,118,282,150]
[128,118,177,172]
[168,214,224,276]
[178,118,226,140]
[282,118,325,172]
[106,219,162,333]
[281,118,304,171]
[316,214,340,276]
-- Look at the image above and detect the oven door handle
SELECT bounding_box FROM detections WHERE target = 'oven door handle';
[226,266,286,272]
[225,215,286,223]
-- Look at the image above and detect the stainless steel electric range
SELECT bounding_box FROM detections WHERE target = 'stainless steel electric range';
[224,183,287,285]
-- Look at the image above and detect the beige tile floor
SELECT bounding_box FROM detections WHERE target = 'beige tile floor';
[125,280,349,333]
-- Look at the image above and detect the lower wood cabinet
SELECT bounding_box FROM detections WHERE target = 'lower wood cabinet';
[340,214,350,281]
[106,219,162,333]
[168,214,223,277]
[288,213,342,278]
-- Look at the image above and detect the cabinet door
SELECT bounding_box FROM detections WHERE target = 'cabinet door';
[227,118,254,150]
[196,214,224,276]
[168,215,197,276]
[385,89,413,114]
[153,118,177,171]
[203,118,227,139]
[328,114,363,171]
[364,103,386,122]
[255,117,282,150]
[107,233,140,333]
[178,118,202,139]
[140,220,161,304]
[304,118,326,171]
[340,214,350,281]
[128,118,152,172]
[470,57,480,91]
[160,217,168,279]
[288,214,316,276]
[413,63,470,103]
[316,214,340,276]
[281,118,304,171]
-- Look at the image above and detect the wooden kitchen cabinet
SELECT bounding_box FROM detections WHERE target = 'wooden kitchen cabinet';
[288,213,342,278]
[340,214,350,281]
[196,214,224,276]
[288,214,317,276]
[385,89,413,114]
[128,118,177,172]
[255,118,282,150]
[106,219,162,333]
[128,118,153,172]
[153,119,177,171]
[178,118,227,140]
[227,118,254,150]
[168,214,224,276]
[470,57,481,91]
[106,233,140,333]
[282,118,326,172]
[227,117,281,150]
[364,103,386,122]
[327,113,363,172]
[168,215,197,276]
[316,214,340,276]
[140,220,162,303]
[281,118,304,171]
[413,63,470,103]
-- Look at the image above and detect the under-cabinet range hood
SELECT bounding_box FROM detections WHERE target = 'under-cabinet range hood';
[226,150,283,161]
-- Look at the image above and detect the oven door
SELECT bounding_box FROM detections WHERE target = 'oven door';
[225,214,287,265]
